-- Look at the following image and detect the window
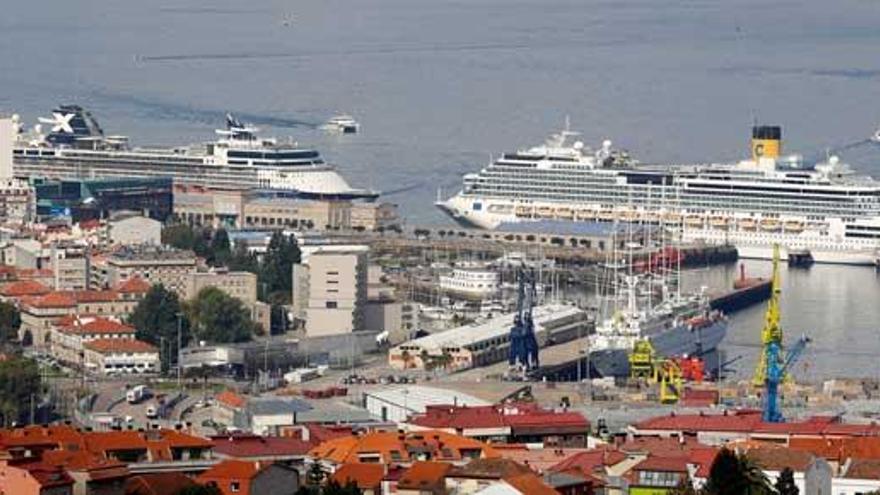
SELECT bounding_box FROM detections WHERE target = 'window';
[325,301,338,309]
[230,481,240,492]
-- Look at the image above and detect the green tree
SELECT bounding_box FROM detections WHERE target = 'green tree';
[162,224,197,250]
[261,232,301,300]
[176,484,223,495]
[703,448,774,495]
[775,467,799,495]
[227,243,259,274]
[0,357,41,426]
[186,287,256,344]
[0,301,21,343]
[208,228,231,266]
[129,284,190,372]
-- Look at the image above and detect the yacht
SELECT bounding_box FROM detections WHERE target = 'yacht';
[322,114,359,134]
[438,124,880,265]
[12,105,378,200]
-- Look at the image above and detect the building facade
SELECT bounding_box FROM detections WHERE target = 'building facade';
[291,245,368,337]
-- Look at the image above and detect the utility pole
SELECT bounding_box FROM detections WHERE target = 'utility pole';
[176,313,183,394]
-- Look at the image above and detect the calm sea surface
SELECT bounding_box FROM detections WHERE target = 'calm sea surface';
[3,0,880,378]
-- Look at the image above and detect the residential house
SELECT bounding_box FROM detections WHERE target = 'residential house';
[82,339,159,375]
[444,458,543,494]
[309,430,499,469]
[396,461,453,495]
[210,434,312,468]
[742,446,833,495]
[123,473,197,495]
[49,316,136,367]
[197,460,299,495]
[330,463,385,495]
[0,458,74,495]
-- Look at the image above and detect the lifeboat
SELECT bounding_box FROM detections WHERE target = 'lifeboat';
[784,220,804,233]
[760,218,781,232]
[535,206,554,218]
[575,208,596,221]
[738,218,757,231]
[710,216,729,230]
[598,210,615,221]
[662,212,682,224]
[515,205,533,217]
[618,210,637,222]
[685,215,704,227]
[555,207,574,219]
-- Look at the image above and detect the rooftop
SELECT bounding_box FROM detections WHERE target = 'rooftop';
[210,434,312,458]
[395,303,584,351]
[397,461,453,491]
[310,430,499,465]
[84,338,158,354]
[330,463,386,489]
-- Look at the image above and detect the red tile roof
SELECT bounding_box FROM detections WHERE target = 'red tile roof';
[310,430,499,465]
[503,472,559,495]
[125,473,197,495]
[397,461,453,491]
[743,446,816,472]
[210,434,312,458]
[0,279,51,297]
[27,291,78,308]
[198,460,265,495]
[410,402,589,432]
[790,437,880,461]
[58,316,135,335]
[11,461,75,488]
[84,338,157,354]
[331,463,385,490]
[116,277,151,294]
[215,390,247,409]
[632,455,690,473]
[549,448,629,475]
[73,290,120,303]
[447,458,533,480]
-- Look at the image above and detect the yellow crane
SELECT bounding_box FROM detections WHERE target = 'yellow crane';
[629,339,683,404]
[753,244,784,386]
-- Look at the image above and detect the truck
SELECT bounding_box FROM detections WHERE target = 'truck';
[126,385,151,404]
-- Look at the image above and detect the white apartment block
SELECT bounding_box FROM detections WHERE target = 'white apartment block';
[292,244,368,337]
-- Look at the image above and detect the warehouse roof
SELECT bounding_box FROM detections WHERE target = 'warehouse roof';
[365,385,490,414]
[395,304,583,352]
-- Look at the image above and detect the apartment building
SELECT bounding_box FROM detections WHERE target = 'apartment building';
[291,245,368,337]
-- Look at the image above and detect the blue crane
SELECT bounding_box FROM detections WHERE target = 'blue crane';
[508,268,540,371]
[763,334,811,423]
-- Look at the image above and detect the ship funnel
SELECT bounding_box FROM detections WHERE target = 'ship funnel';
[751,125,781,161]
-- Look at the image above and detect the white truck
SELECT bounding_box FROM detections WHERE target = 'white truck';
[126,385,151,404]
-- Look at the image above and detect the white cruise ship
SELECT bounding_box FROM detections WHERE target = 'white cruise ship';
[11,105,378,200]
[438,125,880,265]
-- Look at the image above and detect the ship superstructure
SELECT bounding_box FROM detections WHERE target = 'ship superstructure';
[438,125,880,264]
[12,106,378,200]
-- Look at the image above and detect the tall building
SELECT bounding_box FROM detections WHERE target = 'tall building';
[0,116,33,224]
[0,115,12,180]
[291,245,368,337]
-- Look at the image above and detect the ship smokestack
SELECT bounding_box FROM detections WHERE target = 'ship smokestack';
[751,125,781,161]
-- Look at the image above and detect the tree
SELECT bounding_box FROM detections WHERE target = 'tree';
[208,228,231,267]
[227,243,259,274]
[129,284,190,372]
[261,232,301,300]
[775,467,799,495]
[702,448,774,495]
[186,287,256,344]
[162,224,197,250]
[306,462,325,487]
[0,357,41,426]
[0,301,21,343]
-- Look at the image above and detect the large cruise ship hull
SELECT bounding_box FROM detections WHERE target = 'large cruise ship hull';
[589,319,728,378]
[438,195,880,266]
[13,156,379,201]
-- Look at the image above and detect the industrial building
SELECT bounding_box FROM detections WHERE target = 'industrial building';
[172,185,399,231]
[362,385,490,423]
[33,177,172,222]
[388,304,588,371]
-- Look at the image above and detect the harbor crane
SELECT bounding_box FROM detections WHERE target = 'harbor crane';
[753,244,811,422]
[763,334,810,422]
[509,268,540,372]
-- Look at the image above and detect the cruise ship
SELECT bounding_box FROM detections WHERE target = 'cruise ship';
[11,105,378,200]
[437,125,880,265]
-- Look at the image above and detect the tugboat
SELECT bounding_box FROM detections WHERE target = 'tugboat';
[787,249,814,268]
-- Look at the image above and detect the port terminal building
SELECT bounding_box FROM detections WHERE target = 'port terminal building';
[388,304,588,371]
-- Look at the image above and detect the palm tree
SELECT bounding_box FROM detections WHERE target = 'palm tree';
[702,448,774,495]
